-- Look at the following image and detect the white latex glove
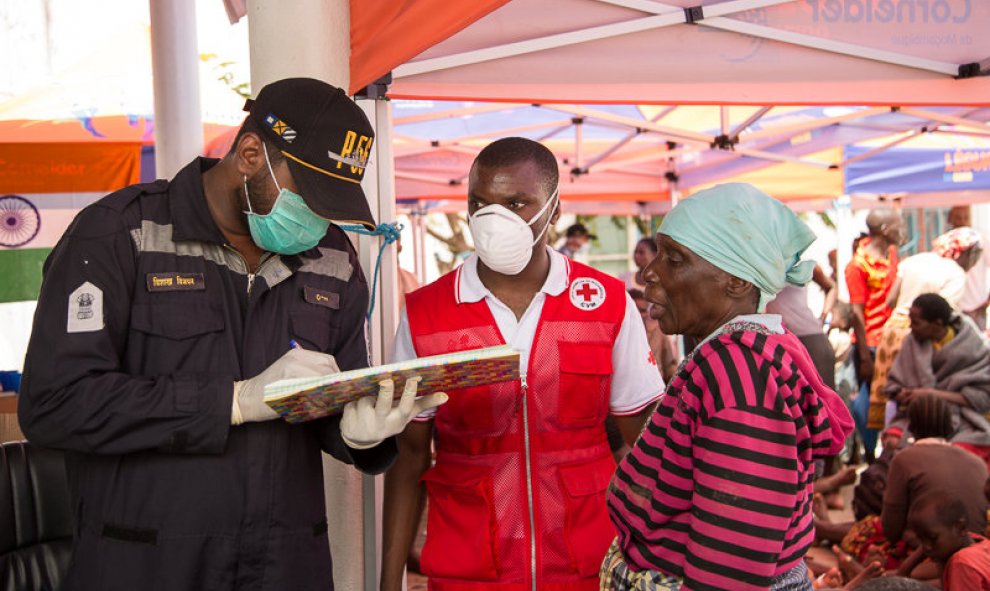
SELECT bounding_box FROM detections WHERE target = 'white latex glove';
[340,377,447,449]
[232,348,339,425]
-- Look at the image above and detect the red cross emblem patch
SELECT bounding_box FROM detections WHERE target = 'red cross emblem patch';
[569,278,606,311]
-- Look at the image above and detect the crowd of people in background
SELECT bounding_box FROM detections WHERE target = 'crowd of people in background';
[547,205,990,590]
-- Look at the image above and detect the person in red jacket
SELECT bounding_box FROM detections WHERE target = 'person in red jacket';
[380,137,664,591]
[845,207,904,462]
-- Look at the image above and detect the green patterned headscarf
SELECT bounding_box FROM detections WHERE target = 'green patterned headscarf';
[659,183,816,312]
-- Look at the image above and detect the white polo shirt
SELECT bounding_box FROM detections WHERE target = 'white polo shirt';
[392,248,665,420]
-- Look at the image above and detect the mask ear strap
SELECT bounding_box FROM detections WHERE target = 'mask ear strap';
[243,175,255,214]
[531,188,560,243]
[262,142,282,193]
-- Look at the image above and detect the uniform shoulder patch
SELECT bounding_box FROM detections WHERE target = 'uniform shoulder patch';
[67,282,104,333]
[569,277,606,311]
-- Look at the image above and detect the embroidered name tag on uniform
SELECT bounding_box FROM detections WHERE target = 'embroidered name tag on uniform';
[146,272,205,292]
[67,282,104,333]
[304,286,340,310]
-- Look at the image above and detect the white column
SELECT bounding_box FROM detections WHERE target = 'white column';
[247,0,349,90]
[246,1,373,590]
[972,204,990,246]
[149,0,203,179]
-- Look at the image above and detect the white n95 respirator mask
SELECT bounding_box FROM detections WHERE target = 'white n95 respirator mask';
[468,188,559,276]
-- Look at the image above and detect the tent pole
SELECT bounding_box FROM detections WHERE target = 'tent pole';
[353,94,397,591]
[149,0,203,179]
[574,116,584,172]
[411,208,423,284]
[419,206,430,284]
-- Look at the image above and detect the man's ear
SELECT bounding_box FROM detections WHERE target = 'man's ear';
[726,276,757,302]
[234,132,266,178]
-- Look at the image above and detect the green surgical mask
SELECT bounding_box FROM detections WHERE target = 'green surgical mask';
[244,144,330,255]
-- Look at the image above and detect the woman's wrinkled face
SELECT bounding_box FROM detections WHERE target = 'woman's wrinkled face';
[642,234,734,338]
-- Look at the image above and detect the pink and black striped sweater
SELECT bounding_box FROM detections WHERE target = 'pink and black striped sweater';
[608,323,854,591]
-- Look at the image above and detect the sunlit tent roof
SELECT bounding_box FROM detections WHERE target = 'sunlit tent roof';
[340,0,990,106]
[217,0,990,213]
[386,101,990,213]
[201,99,990,214]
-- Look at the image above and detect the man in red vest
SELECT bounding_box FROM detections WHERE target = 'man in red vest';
[380,137,664,591]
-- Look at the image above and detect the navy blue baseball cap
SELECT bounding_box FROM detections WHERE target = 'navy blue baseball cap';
[245,78,376,229]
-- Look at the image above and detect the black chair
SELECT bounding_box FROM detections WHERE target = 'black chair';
[0,441,72,591]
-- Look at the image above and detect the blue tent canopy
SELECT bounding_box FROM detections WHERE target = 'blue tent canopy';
[845,145,990,194]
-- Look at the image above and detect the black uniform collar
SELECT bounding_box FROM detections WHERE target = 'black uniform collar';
[169,157,231,245]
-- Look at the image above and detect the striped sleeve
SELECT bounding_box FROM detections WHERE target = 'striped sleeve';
[684,405,799,591]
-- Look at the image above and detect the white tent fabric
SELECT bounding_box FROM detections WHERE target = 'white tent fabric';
[389,0,990,106]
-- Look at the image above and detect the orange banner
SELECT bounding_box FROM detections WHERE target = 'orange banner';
[0,142,141,194]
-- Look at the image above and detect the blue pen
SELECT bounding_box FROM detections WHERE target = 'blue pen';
[289,339,301,350]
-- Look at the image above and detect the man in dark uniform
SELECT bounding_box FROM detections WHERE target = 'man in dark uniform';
[18,78,444,590]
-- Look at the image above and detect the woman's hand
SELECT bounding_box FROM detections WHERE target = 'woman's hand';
[897,388,917,408]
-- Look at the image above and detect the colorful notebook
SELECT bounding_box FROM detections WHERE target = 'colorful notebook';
[264,345,520,423]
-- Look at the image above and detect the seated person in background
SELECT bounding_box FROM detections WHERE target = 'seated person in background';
[882,393,989,547]
[557,222,596,258]
[870,227,982,432]
[815,426,905,567]
[619,238,658,291]
[908,490,990,591]
[821,395,987,574]
[628,288,678,382]
[885,293,990,466]
[852,426,903,523]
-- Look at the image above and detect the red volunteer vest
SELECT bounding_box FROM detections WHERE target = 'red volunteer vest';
[405,259,626,591]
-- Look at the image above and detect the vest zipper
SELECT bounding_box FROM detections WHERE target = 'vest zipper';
[520,375,537,591]
[222,245,273,298]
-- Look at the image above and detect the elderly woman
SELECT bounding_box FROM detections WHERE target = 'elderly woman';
[602,184,854,591]
[885,293,990,467]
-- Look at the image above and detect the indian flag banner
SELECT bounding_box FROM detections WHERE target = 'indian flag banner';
[0,141,140,370]
[0,191,107,302]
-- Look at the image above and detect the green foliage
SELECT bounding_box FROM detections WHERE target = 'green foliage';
[201,53,251,99]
